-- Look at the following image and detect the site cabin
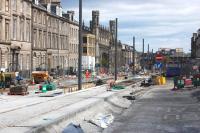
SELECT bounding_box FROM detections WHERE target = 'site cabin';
[32,71,49,84]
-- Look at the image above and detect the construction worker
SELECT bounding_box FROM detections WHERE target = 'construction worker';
[0,71,5,94]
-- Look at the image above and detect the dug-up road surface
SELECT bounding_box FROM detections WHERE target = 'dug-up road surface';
[104,83,200,133]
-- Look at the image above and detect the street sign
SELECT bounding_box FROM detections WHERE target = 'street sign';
[156,53,164,61]
[154,62,163,69]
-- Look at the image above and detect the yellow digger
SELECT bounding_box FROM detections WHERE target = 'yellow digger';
[32,71,49,84]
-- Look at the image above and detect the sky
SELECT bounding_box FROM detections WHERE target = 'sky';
[61,0,200,53]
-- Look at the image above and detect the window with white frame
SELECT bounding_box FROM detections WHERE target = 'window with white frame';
[0,19,2,40]
[13,16,17,40]
[12,0,17,11]
[33,10,37,22]
[20,18,24,41]
[26,19,30,42]
[5,20,10,41]
[20,0,23,13]
[33,30,37,48]
[27,54,30,70]
[39,31,42,48]
[48,32,51,48]
[5,0,9,12]
[43,31,46,49]
[43,14,46,25]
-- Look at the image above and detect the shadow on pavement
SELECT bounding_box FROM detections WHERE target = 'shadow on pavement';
[191,90,200,101]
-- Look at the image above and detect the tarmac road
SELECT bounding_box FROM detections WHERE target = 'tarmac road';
[104,83,200,133]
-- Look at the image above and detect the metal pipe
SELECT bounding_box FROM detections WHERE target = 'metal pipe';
[78,0,83,90]
[115,18,118,81]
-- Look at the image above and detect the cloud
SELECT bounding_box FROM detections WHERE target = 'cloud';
[61,0,200,52]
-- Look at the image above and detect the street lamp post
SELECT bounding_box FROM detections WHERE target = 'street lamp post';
[78,0,83,90]
[142,38,145,71]
[133,36,135,75]
[148,44,149,70]
[115,18,118,81]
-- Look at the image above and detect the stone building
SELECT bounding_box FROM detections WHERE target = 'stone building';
[45,3,68,73]
[90,11,111,70]
[191,30,200,58]
[0,0,32,77]
[122,44,133,67]
[32,2,48,71]
[32,0,69,75]
[82,32,95,71]
[67,11,79,73]
[158,48,184,57]
[121,44,142,72]
[0,0,12,71]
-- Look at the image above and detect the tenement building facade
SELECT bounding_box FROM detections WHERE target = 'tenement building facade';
[67,11,79,72]
[0,0,12,72]
[32,2,47,71]
[32,0,69,74]
[0,0,32,77]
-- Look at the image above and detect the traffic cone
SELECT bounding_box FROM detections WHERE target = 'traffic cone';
[32,77,35,85]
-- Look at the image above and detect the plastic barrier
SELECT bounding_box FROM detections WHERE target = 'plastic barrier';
[184,79,192,86]
[42,85,47,93]
[160,76,166,85]
[177,79,184,89]
[112,85,125,90]
[156,76,162,85]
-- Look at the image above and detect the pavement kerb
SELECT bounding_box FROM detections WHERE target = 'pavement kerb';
[27,79,142,133]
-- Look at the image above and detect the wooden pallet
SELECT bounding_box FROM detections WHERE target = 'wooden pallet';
[8,92,29,96]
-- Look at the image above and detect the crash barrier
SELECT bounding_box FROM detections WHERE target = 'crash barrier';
[62,76,135,93]
[173,76,200,89]
[62,76,130,94]
[34,76,131,94]
[63,83,96,94]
